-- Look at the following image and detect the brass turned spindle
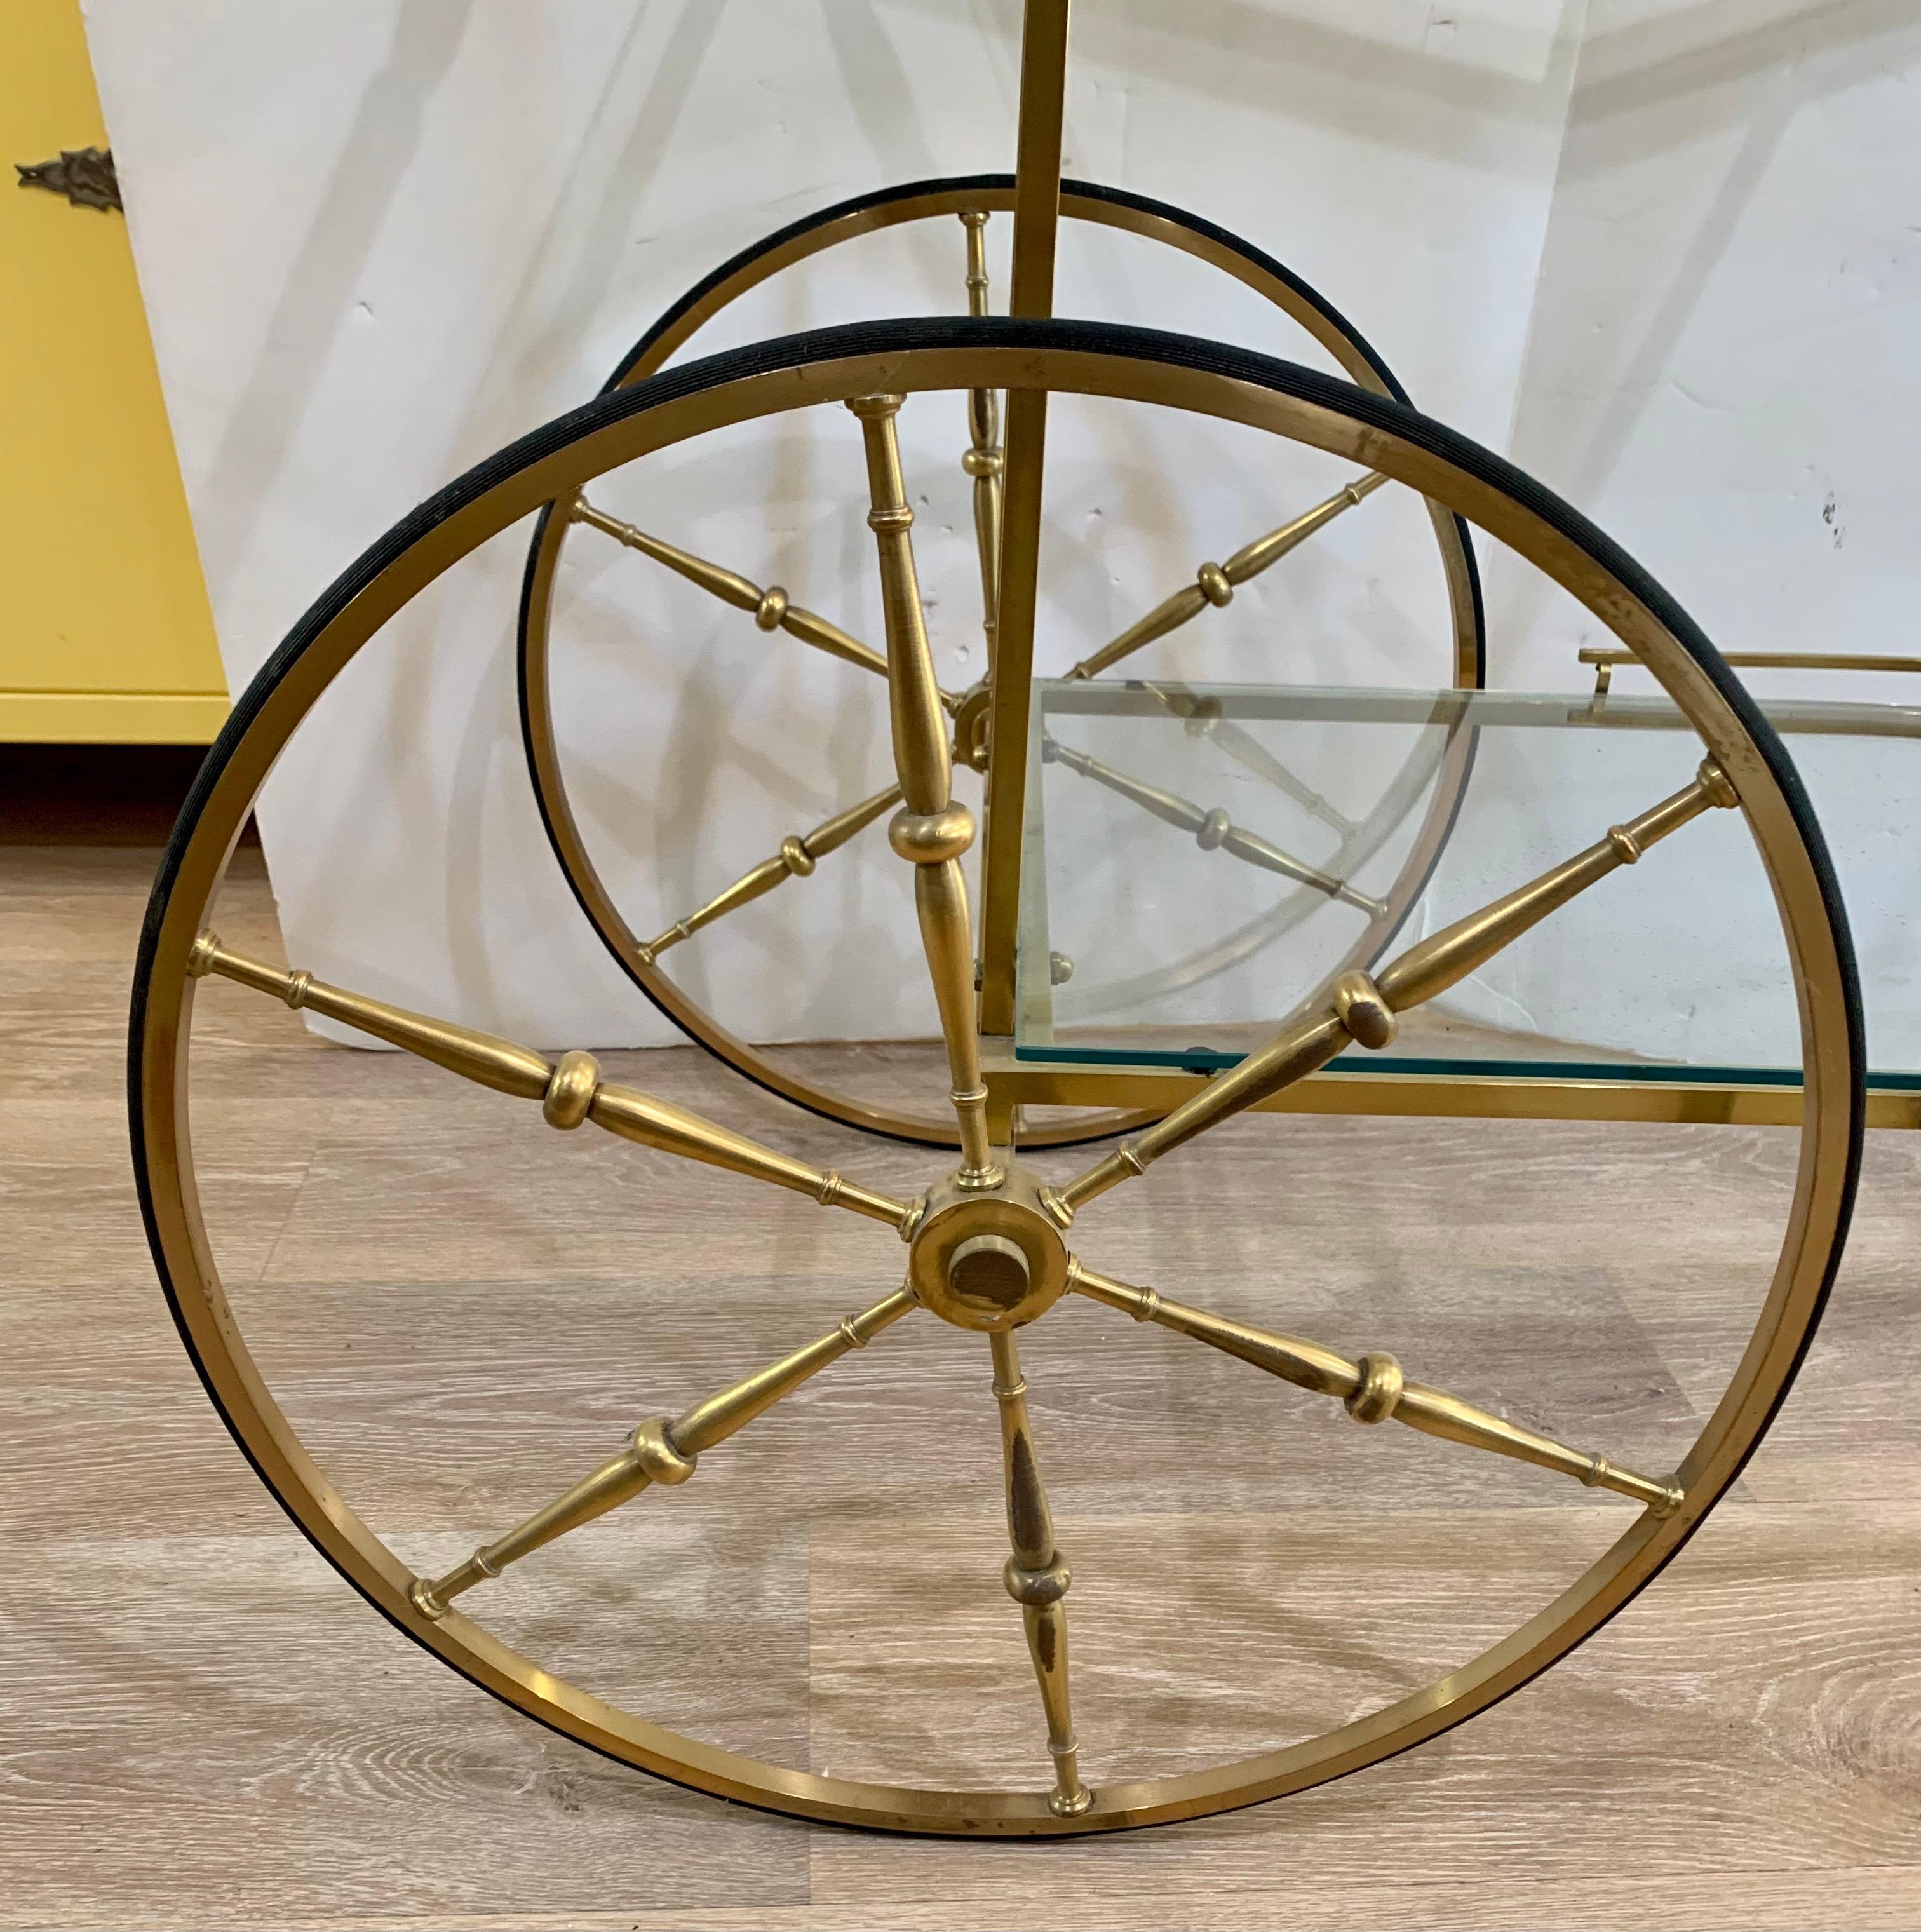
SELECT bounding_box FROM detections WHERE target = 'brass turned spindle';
[571,496,963,712]
[959,210,1004,679]
[1067,1262,1683,1514]
[638,783,903,964]
[1054,757,1741,1215]
[1142,683,1357,838]
[989,1330,1092,1816]
[846,393,1002,1189]
[186,934,913,1231]
[1063,472,1388,683]
[410,1287,918,1618]
[1044,734,1383,913]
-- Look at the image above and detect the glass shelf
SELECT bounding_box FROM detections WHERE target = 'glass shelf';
[1011,679,1921,1118]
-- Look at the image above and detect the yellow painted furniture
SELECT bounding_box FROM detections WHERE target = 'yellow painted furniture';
[1,0,226,743]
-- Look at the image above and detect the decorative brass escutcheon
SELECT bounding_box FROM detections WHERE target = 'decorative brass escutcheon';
[16,147,120,212]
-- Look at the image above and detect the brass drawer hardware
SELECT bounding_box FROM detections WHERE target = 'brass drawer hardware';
[16,145,119,212]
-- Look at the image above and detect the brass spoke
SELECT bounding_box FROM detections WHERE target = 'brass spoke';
[847,393,1002,1188]
[571,495,961,712]
[1055,757,1740,1214]
[1044,733,1382,914]
[959,210,1005,681]
[988,1329,1093,1817]
[411,1287,918,1618]
[1140,682,1358,837]
[638,782,903,964]
[1068,1262,1683,1514]
[1062,471,1387,683]
[187,935,913,1231]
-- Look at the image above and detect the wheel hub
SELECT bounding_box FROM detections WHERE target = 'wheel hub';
[907,1160,1071,1331]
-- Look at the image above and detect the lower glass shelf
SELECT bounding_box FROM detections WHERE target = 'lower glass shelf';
[1011,677,1920,1127]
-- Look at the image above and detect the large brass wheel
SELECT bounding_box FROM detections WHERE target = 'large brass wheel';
[134,320,1863,1834]
[518,179,1485,1145]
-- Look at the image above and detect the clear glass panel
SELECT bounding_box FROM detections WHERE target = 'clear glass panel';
[1020,680,1921,1087]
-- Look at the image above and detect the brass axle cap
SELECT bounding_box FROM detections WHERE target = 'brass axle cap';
[905,1158,1073,1332]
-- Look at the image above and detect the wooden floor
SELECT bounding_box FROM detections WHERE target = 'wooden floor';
[4,834,1920,1930]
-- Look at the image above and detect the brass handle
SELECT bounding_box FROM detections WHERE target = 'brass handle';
[1581,645,1921,699]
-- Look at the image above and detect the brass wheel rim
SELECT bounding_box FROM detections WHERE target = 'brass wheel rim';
[134,321,1863,1835]
[518,179,1485,1146]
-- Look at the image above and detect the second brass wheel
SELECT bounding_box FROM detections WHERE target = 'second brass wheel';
[518,177,1486,1145]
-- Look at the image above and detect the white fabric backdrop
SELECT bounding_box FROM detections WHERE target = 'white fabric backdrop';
[84,0,1921,1064]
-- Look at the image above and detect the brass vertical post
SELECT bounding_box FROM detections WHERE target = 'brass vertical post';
[846,393,1002,1188]
[978,0,1072,1037]
[990,1328,1091,1816]
[1005,1,1071,321]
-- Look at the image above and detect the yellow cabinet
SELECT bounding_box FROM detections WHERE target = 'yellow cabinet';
[1,0,227,743]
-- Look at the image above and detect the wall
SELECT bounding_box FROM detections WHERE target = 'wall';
[1474,0,1921,1064]
[84,1,1921,1067]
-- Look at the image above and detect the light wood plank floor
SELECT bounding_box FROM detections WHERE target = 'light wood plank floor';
[4,838,1919,1930]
